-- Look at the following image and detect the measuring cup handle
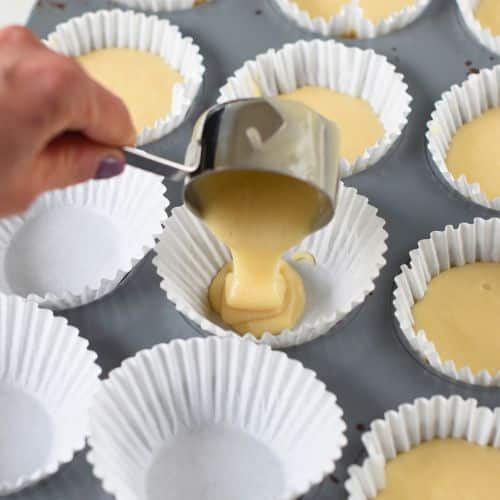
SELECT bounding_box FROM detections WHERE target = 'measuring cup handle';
[124,147,199,175]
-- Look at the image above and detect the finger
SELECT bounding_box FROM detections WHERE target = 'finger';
[32,132,126,193]
[79,75,137,146]
[2,49,136,148]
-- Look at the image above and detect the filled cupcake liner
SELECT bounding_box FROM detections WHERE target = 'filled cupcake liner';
[456,0,500,56]
[153,183,387,348]
[87,336,347,500]
[394,217,500,387]
[345,395,500,499]
[0,294,101,495]
[427,64,500,210]
[109,0,206,12]
[0,166,168,310]
[273,0,431,39]
[217,39,412,177]
[47,9,205,145]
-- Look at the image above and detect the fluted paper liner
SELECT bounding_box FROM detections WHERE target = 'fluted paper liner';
[110,0,207,12]
[47,9,205,145]
[457,0,500,56]
[345,395,500,499]
[427,65,500,210]
[153,183,387,348]
[217,39,412,177]
[274,0,430,39]
[394,217,500,387]
[0,166,168,310]
[0,294,100,495]
[87,337,347,500]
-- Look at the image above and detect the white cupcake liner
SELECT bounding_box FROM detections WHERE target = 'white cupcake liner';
[427,64,500,210]
[47,9,205,145]
[217,39,412,177]
[109,0,207,12]
[0,293,101,495]
[394,217,500,387]
[345,395,500,499]
[153,182,387,348]
[0,166,168,311]
[87,336,347,500]
[273,0,431,39]
[457,0,500,56]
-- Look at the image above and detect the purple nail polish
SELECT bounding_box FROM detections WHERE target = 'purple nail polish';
[95,156,126,179]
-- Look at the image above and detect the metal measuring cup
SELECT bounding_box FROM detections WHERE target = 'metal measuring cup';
[126,98,340,231]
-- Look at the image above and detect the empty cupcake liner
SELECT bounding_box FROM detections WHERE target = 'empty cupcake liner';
[47,9,205,145]
[0,293,101,495]
[273,0,431,39]
[456,0,500,56]
[345,395,500,499]
[109,0,207,12]
[0,166,168,311]
[87,336,347,500]
[394,217,500,387]
[427,64,500,210]
[153,182,387,348]
[217,39,412,177]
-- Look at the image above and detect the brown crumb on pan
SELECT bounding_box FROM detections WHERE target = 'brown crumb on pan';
[465,60,472,66]
[255,9,262,15]
[467,67,480,75]
[330,474,340,484]
[48,1,66,8]
[342,30,358,39]
[356,423,367,432]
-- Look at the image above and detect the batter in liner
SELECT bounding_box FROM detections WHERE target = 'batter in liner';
[77,48,183,133]
[291,0,417,23]
[475,0,500,36]
[280,86,384,164]
[412,262,500,373]
[377,439,500,500]
[199,170,325,337]
[446,107,500,200]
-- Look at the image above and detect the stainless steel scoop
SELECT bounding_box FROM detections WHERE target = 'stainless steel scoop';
[125,98,341,231]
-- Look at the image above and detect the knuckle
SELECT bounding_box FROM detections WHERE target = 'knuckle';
[0,26,35,46]
[41,57,80,97]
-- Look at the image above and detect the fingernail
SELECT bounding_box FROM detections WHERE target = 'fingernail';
[95,156,126,180]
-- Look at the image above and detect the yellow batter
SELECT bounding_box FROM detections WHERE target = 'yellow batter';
[77,48,183,133]
[280,86,384,164]
[291,0,417,23]
[377,439,500,500]
[446,107,500,200]
[198,170,324,337]
[476,0,500,36]
[412,262,500,373]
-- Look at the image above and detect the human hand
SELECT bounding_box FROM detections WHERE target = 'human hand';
[0,26,136,217]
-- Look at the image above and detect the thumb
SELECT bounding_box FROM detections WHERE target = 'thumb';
[33,132,126,193]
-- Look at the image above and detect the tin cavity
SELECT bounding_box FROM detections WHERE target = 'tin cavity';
[5,206,127,297]
[146,426,285,500]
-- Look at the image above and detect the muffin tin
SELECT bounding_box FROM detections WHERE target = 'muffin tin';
[16,0,500,499]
